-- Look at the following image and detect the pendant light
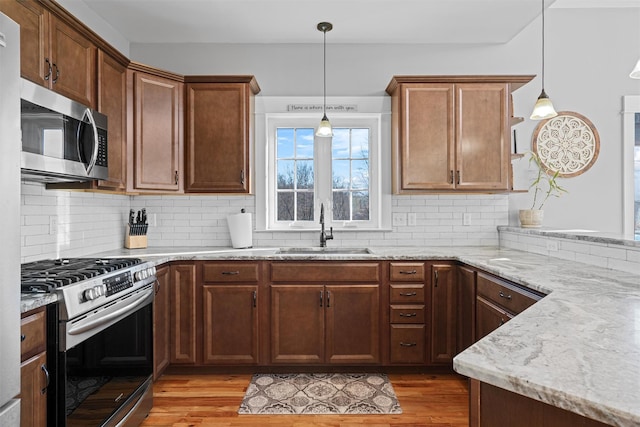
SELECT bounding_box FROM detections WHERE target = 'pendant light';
[629,58,640,78]
[316,22,333,137]
[530,0,558,120]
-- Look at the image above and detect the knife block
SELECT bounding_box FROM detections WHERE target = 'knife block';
[125,225,148,249]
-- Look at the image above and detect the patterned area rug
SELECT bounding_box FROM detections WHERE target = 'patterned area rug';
[238,373,402,415]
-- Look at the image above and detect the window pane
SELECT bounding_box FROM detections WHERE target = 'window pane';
[353,191,370,220]
[277,192,294,221]
[351,129,369,158]
[296,128,314,158]
[277,160,294,189]
[352,159,369,189]
[296,160,314,190]
[332,128,350,158]
[297,192,314,221]
[332,160,350,189]
[277,128,294,158]
[332,191,350,221]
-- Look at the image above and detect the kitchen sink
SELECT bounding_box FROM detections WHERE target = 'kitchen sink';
[277,247,372,255]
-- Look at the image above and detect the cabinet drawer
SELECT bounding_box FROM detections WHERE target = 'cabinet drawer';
[203,262,259,283]
[390,262,425,282]
[477,273,541,315]
[21,309,46,362]
[390,305,425,323]
[390,324,426,364]
[270,262,379,282]
[390,284,425,303]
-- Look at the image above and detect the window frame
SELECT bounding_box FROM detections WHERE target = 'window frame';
[265,113,382,231]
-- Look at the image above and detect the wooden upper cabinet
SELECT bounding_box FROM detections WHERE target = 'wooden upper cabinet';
[0,0,96,107]
[129,64,184,193]
[96,50,127,190]
[0,0,50,87]
[184,77,260,193]
[386,75,533,194]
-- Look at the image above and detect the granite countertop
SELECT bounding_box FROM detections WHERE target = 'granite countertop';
[24,245,640,426]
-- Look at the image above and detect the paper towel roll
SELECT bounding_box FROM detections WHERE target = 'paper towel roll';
[227,212,253,248]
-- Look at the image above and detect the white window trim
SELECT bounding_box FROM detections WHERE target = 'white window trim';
[622,95,639,239]
[255,96,392,232]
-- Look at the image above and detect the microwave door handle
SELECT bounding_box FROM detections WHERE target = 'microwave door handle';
[82,108,100,174]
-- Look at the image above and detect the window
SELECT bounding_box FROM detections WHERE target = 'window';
[266,114,382,230]
[635,113,640,239]
[623,96,640,240]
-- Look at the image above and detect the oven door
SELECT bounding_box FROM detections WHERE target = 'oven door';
[51,285,154,426]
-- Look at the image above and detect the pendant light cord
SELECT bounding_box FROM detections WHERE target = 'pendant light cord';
[541,0,545,89]
[323,28,327,115]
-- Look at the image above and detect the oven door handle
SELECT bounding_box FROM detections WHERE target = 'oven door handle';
[68,290,152,336]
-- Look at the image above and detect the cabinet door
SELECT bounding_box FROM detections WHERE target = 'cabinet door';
[430,263,456,364]
[97,50,126,190]
[133,72,183,192]
[325,285,380,364]
[153,266,171,379]
[270,285,324,364]
[455,83,509,190]
[457,265,476,354]
[49,15,96,108]
[397,83,455,192]
[185,83,250,193]
[476,296,512,341]
[0,0,50,86]
[202,285,258,364]
[170,264,197,364]
[20,352,48,427]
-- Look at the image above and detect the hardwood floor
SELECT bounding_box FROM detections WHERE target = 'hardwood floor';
[141,373,469,426]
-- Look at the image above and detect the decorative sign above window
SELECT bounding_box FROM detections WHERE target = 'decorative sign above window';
[532,111,600,178]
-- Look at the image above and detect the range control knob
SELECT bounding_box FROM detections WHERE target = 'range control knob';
[83,288,97,301]
[95,284,106,297]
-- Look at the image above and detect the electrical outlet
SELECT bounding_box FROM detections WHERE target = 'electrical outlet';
[463,213,472,226]
[392,213,407,227]
[407,213,417,226]
[49,216,58,235]
[546,240,559,252]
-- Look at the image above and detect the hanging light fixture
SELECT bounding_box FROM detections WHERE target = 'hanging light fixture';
[530,0,558,120]
[629,58,640,78]
[316,22,333,137]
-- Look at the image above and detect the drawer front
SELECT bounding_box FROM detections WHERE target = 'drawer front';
[477,273,540,315]
[390,262,425,282]
[390,324,426,364]
[270,262,380,282]
[21,309,46,362]
[390,284,425,303]
[203,262,259,283]
[390,305,425,323]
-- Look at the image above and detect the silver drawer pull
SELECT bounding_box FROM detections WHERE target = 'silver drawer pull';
[222,271,240,275]
[399,312,417,317]
[399,270,417,274]
[399,292,417,297]
[499,291,512,300]
[400,342,417,347]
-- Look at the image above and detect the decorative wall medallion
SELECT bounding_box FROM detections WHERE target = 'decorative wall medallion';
[532,111,600,177]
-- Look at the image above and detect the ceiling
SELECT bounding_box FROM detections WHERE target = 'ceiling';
[76,0,637,45]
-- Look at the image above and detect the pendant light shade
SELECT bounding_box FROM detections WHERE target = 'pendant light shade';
[316,22,333,137]
[630,58,640,79]
[530,0,557,120]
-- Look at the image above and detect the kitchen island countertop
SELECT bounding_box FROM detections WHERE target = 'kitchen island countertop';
[61,245,640,426]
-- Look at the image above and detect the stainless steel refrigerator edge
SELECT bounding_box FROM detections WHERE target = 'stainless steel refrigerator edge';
[0,11,22,427]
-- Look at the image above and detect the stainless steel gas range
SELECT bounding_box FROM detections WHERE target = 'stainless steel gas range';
[21,257,157,426]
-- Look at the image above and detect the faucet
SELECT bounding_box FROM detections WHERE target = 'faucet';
[319,203,333,247]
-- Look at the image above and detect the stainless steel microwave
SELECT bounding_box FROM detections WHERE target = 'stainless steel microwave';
[20,79,108,183]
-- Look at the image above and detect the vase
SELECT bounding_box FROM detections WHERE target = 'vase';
[519,209,544,228]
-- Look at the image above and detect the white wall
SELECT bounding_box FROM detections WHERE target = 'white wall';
[130,7,640,235]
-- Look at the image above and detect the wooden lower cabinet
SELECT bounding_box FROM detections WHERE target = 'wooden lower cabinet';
[389,324,426,364]
[457,265,477,353]
[153,265,171,379]
[270,284,380,365]
[20,308,48,427]
[169,263,197,364]
[430,263,456,364]
[476,296,513,340]
[202,285,259,364]
[470,380,610,427]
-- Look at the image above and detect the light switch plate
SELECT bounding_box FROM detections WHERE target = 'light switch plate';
[407,213,417,226]
[546,240,559,251]
[463,213,472,226]
[392,213,407,226]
